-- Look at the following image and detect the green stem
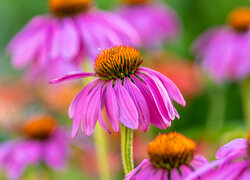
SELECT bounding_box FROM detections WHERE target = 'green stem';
[94,123,110,180]
[240,77,250,129]
[206,84,226,133]
[121,124,134,175]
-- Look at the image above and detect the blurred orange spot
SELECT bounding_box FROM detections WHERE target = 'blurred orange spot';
[123,0,149,5]
[49,0,91,16]
[228,7,250,31]
[23,115,56,140]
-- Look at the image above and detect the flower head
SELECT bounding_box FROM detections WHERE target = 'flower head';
[186,132,250,180]
[125,132,207,180]
[193,7,250,82]
[49,0,91,17]
[23,115,56,140]
[117,1,180,48]
[8,0,140,81]
[50,45,185,136]
[228,7,250,32]
[0,115,69,180]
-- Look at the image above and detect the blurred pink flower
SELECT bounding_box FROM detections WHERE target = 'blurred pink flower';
[186,137,250,180]
[125,132,208,180]
[0,115,69,180]
[7,0,141,81]
[50,46,185,136]
[193,7,250,82]
[117,0,181,48]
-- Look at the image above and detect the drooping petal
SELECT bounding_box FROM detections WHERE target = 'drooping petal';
[125,159,150,180]
[43,139,67,169]
[131,75,170,129]
[104,80,120,132]
[60,18,80,60]
[123,77,150,132]
[114,78,138,129]
[81,82,104,136]
[97,86,111,133]
[139,67,186,106]
[138,72,175,121]
[215,138,247,159]
[49,71,95,84]
[71,80,100,138]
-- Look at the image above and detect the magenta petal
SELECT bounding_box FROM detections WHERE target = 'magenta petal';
[81,82,103,136]
[71,80,99,138]
[131,75,169,129]
[139,67,186,106]
[125,159,150,180]
[11,28,46,69]
[185,159,222,180]
[49,71,95,84]
[123,77,150,132]
[97,86,111,134]
[61,18,80,60]
[138,72,175,121]
[215,138,247,159]
[104,80,120,132]
[44,140,67,169]
[114,78,138,129]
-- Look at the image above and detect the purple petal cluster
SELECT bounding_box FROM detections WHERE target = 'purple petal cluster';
[8,11,141,80]
[117,2,180,48]
[186,138,250,180]
[193,26,250,82]
[51,67,185,137]
[125,156,207,180]
[0,129,69,180]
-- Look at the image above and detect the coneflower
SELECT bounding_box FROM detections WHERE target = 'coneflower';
[50,45,185,175]
[7,0,140,81]
[125,132,208,180]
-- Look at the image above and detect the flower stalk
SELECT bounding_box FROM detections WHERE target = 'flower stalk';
[241,77,250,129]
[121,124,134,175]
[206,83,226,133]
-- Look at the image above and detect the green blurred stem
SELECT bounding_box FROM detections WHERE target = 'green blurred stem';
[94,123,110,180]
[240,77,250,129]
[121,124,134,175]
[206,85,226,133]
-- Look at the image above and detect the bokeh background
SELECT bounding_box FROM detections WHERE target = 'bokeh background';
[1,0,250,179]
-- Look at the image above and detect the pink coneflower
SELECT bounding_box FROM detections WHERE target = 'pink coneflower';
[186,134,250,180]
[0,115,69,180]
[116,0,180,48]
[50,45,186,137]
[193,7,250,82]
[125,132,208,180]
[8,0,141,80]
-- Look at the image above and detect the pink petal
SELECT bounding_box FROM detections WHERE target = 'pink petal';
[104,80,120,132]
[123,77,150,132]
[60,18,80,60]
[49,71,95,84]
[131,74,169,129]
[81,82,103,136]
[114,78,138,129]
[139,67,186,106]
[71,80,99,138]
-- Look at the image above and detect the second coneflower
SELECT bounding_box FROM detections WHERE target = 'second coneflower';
[125,132,208,180]
[50,45,185,174]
